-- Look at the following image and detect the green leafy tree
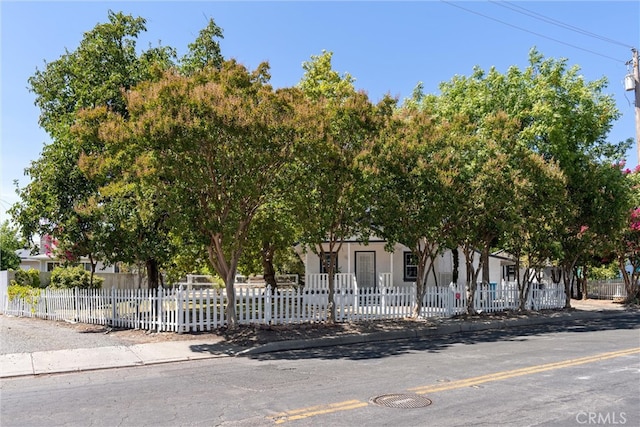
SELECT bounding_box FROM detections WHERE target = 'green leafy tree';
[73,105,178,289]
[452,120,528,313]
[180,18,224,75]
[73,16,226,289]
[163,231,213,286]
[570,162,631,299]
[239,200,302,290]
[434,49,624,311]
[435,65,538,313]
[500,150,568,309]
[0,221,23,270]
[366,96,456,317]
[588,261,621,281]
[617,166,640,301]
[96,60,301,328]
[518,50,627,306]
[294,51,385,322]
[11,11,176,287]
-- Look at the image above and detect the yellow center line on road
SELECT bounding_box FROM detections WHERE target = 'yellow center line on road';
[409,347,640,395]
[269,347,640,424]
[271,399,369,424]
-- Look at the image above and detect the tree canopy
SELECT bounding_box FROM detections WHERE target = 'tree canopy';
[292,51,390,322]
[13,11,225,288]
[366,97,456,316]
[11,11,175,284]
[84,60,303,326]
[0,221,23,271]
[617,166,640,301]
[11,14,636,322]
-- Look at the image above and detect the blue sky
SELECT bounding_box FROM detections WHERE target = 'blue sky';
[1,1,639,223]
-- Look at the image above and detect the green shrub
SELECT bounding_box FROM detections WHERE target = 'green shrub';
[588,262,620,281]
[50,266,104,289]
[7,284,41,304]
[211,275,225,289]
[10,269,42,288]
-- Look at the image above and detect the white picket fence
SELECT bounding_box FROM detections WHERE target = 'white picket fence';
[587,280,627,299]
[530,283,567,309]
[2,276,566,333]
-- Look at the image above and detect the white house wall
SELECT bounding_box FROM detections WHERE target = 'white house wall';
[18,261,41,271]
[301,241,510,289]
[440,250,504,286]
[18,258,117,273]
[302,240,390,278]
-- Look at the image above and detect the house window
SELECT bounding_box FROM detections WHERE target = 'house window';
[404,252,418,281]
[320,252,338,274]
[47,262,61,272]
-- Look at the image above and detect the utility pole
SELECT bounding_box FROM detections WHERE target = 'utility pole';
[633,48,640,166]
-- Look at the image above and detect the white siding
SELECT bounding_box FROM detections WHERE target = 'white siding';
[299,241,510,289]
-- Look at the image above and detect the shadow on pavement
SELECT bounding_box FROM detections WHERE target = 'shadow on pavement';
[235,313,640,362]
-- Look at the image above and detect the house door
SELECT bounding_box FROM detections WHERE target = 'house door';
[355,252,375,289]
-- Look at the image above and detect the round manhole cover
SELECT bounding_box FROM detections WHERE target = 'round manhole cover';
[370,394,432,409]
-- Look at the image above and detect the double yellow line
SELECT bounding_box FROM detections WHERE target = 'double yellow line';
[409,347,640,395]
[272,400,369,424]
[270,347,640,424]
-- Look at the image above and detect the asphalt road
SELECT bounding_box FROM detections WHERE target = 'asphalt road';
[1,314,639,427]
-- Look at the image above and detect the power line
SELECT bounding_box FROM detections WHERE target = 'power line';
[441,1,627,64]
[491,1,633,49]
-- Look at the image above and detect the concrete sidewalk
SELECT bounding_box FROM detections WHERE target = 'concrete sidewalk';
[1,301,636,379]
[0,339,242,378]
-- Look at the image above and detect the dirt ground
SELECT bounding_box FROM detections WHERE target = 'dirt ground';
[27,297,633,348]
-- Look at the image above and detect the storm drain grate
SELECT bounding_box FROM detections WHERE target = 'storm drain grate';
[370,394,432,409]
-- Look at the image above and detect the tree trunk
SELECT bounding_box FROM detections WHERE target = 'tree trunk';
[580,266,589,300]
[573,265,584,300]
[462,245,478,315]
[481,245,490,286]
[145,261,159,328]
[88,253,96,287]
[261,241,278,291]
[326,250,337,324]
[428,258,438,287]
[224,269,237,329]
[207,234,240,329]
[452,248,459,285]
[137,261,145,289]
[411,251,428,318]
[515,257,527,311]
[146,258,160,290]
[317,243,339,324]
[411,242,438,318]
[618,256,640,303]
[412,267,425,318]
[561,260,575,309]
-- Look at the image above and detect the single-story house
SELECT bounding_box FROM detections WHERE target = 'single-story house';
[16,235,118,273]
[16,249,119,273]
[11,235,140,289]
[297,237,517,289]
